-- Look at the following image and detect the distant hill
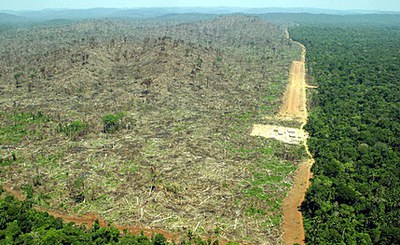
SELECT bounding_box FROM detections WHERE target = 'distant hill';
[0,13,30,30]
[0,13,27,23]
[1,7,399,22]
[1,8,174,21]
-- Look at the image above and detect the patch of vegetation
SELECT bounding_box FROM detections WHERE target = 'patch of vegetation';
[57,120,88,138]
[102,112,125,133]
[0,152,17,167]
[0,111,49,144]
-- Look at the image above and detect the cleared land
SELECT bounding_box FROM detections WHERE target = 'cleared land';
[0,16,303,244]
[250,124,306,145]
[278,50,306,119]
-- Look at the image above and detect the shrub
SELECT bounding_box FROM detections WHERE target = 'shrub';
[102,112,124,133]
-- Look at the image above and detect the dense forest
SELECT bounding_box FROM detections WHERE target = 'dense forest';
[290,23,400,243]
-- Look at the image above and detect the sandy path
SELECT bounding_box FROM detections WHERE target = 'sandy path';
[280,33,314,245]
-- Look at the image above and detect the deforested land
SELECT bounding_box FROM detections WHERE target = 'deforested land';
[0,14,306,244]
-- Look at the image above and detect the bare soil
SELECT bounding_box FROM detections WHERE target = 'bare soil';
[278,60,306,119]
[281,159,312,245]
[281,39,314,245]
[250,124,306,145]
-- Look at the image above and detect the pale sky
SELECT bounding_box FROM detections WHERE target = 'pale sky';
[1,0,399,11]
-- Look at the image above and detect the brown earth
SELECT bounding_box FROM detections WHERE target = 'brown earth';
[281,37,315,245]
[278,44,307,120]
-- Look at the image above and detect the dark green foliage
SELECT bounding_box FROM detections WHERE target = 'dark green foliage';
[0,152,17,167]
[102,112,124,133]
[290,23,400,244]
[70,175,85,203]
[153,233,167,245]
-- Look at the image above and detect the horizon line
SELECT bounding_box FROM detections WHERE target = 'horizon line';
[1,6,399,13]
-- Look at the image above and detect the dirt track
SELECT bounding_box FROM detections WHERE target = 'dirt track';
[280,35,314,245]
[249,31,313,244]
[278,43,307,120]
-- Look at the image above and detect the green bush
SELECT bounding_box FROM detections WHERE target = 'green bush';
[102,112,124,133]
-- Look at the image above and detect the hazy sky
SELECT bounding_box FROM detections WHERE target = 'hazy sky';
[1,0,399,11]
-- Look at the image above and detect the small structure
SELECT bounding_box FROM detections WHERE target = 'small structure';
[250,124,306,145]
[287,129,296,134]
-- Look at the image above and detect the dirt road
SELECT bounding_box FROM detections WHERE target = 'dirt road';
[249,30,313,244]
[278,41,307,120]
[280,35,314,245]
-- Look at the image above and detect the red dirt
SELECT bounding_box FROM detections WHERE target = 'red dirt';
[1,184,230,244]
[278,38,307,121]
[281,158,313,245]
[280,35,315,245]
[44,208,181,242]
[2,184,26,201]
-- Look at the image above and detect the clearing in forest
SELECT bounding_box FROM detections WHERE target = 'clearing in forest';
[250,124,306,145]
